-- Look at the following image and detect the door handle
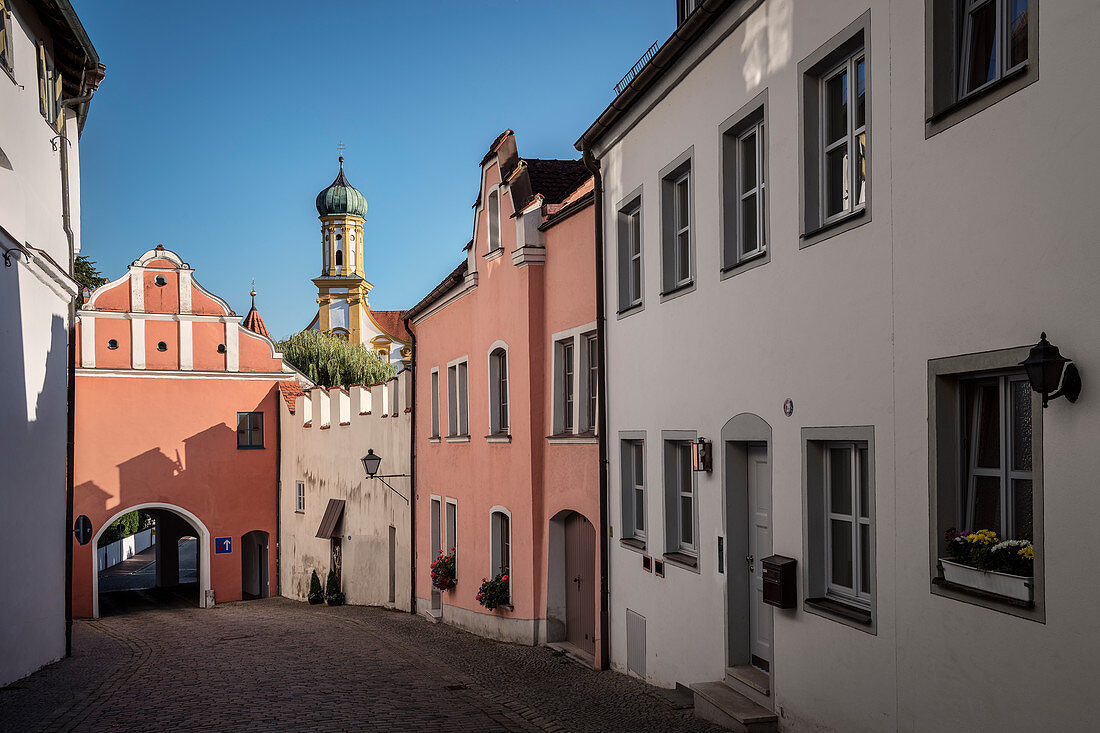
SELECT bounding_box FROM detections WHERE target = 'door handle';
[573,576,582,588]
[746,554,754,572]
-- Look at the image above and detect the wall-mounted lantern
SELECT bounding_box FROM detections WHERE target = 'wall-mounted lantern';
[691,436,712,472]
[1020,332,1081,408]
[361,449,408,503]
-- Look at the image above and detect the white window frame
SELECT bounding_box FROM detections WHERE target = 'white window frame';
[735,121,766,262]
[672,172,692,288]
[624,208,642,308]
[487,342,509,436]
[430,367,440,439]
[674,442,695,553]
[819,52,867,225]
[487,189,502,252]
[295,481,305,513]
[446,357,469,438]
[490,507,512,601]
[622,439,646,541]
[445,498,457,555]
[824,442,872,606]
[584,333,598,432]
[550,323,598,437]
[958,0,1030,100]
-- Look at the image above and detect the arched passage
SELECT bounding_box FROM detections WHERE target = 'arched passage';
[547,509,597,658]
[91,502,212,618]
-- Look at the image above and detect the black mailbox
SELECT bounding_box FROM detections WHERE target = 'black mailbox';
[761,555,797,609]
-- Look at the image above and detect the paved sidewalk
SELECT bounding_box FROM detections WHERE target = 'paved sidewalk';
[0,598,723,732]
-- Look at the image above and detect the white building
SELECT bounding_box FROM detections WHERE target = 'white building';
[579,0,1099,730]
[0,0,103,686]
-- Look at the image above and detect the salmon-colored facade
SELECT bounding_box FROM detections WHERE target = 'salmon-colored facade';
[73,246,305,617]
[407,131,602,665]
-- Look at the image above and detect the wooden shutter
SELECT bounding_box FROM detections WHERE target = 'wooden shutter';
[37,42,47,116]
[54,71,64,132]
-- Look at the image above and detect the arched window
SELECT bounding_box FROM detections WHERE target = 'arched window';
[335,249,343,267]
[487,190,501,252]
[490,509,511,579]
[489,346,509,434]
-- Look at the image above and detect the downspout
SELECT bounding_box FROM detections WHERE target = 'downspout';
[59,94,89,657]
[582,145,610,671]
[403,316,417,615]
[275,389,282,599]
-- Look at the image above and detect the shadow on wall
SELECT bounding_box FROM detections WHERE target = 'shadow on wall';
[741,0,793,88]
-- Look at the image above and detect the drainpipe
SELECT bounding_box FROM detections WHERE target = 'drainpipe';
[403,316,417,615]
[275,391,282,599]
[582,145,610,671]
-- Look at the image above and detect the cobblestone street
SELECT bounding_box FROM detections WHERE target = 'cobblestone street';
[0,598,723,732]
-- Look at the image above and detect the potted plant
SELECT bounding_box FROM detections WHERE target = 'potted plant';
[940,528,1034,602]
[476,573,510,611]
[431,549,457,592]
[308,569,324,605]
[325,568,346,606]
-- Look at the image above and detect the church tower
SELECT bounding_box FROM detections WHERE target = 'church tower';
[313,155,372,343]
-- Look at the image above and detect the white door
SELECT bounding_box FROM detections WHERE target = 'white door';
[748,445,772,671]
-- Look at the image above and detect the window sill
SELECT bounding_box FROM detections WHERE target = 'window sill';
[616,301,644,320]
[428,437,441,444]
[2,64,15,87]
[927,63,1030,125]
[804,596,872,627]
[294,510,305,515]
[658,280,695,303]
[931,577,1036,611]
[445,435,471,444]
[547,432,597,445]
[720,248,769,280]
[485,433,512,444]
[483,249,504,262]
[237,445,265,450]
[663,551,699,571]
[800,207,867,248]
[620,537,646,553]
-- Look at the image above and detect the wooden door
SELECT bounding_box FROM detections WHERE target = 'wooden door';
[564,513,596,655]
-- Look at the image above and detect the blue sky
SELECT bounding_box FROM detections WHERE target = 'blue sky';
[72,0,671,338]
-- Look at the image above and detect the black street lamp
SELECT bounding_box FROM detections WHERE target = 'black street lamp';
[361,449,409,503]
[1019,332,1081,408]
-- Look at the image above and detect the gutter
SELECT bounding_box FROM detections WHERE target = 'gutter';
[403,315,417,615]
[581,145,610,671]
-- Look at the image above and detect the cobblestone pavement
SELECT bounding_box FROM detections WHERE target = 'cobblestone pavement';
[0,598,725,732]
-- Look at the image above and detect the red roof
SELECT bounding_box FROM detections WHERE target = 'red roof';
[279,381,305,413]
[242,306,271,339]
[369,309,411,343]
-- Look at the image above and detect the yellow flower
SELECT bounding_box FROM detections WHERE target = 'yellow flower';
[1019,546,1034,560]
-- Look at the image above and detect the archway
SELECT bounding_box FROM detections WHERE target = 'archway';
[241,530,270,599]
[547,510,597,659]
[91,503,212,618]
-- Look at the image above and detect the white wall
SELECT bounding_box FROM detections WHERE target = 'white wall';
[97,528,154,572]
[0,0,87,687]
[597,1,1099,730]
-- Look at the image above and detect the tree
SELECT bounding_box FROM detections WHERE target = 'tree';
[325,567,345,606]
[308,570,324,605]
[74,254,108,291]
[276,330,396,388]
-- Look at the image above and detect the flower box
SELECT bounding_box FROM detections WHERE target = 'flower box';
[940,558,1033,602]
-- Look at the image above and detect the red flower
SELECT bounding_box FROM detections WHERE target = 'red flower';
[502,575,509,582]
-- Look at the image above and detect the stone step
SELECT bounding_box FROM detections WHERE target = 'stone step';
[725,665,770,696]
[690,681,778,733]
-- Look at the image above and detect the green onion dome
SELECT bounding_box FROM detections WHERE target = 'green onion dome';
[315,157,367,218]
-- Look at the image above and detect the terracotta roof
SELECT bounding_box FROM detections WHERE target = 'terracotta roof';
[479,128,515,166]
[242,306,270,339]
[369,309,411,343]
[279,381,305,414]
[524,159,589,205]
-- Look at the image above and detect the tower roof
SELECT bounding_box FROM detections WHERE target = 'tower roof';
[315,157,367,218]
[242,286,271,339]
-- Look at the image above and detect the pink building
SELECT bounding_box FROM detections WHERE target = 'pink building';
[73,246,306,617]
[406,130,603,666]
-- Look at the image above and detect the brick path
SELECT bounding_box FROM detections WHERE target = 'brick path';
[0,598,723,732]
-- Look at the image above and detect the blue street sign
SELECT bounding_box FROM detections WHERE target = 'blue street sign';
[215,536,233,554]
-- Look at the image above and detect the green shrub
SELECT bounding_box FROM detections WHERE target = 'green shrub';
[325,568,345,606]
[275,330,396,388]
[308,570,324,605]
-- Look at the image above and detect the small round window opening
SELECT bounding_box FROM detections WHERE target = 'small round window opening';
[217,344,226,354]
[154,275,167,287]
[107,339,118,350]
[157,341,168,352]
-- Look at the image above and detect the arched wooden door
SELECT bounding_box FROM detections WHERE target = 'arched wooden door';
[564,513,596,655]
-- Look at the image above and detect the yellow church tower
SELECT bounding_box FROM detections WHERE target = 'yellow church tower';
[309,156,411,368]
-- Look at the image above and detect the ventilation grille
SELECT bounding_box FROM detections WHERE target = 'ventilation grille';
[626,608,646,678]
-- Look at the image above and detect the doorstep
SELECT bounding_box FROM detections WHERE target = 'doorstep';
[545,641,596,669]
[691,681,778,733]
[724,666,772,711]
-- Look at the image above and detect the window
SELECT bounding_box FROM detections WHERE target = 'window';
[620,438,646,546]
[0,0,11,73]
[446,500,457,555]
[720,91,770,274]
[659,149,694,298]
[824,443,872,604]
[107,339,118,350]
[487,190,501,252]
[561,340,575,433]
[663,437,697,565]
[36,42,63,132]
[585,334,598,431]
[155,275,167,287]
[959,374,1033,539]
[295,482,305,513]
[447,360,468,437]
[430,369,440,438]
[489,347,509,435]
[798,13,870,246]
[926,0,1036,136]
[157,341,168,352]
[491,510,511,578]
[616,192,643,312]
[237,412,264,449]
[803,426,876,631]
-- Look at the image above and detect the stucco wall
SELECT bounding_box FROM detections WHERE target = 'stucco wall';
[595,0,1099,730]
[279,376,413,611]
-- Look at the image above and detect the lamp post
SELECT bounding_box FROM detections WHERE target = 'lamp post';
[361,450,409,503]
[1019,332,1082,408]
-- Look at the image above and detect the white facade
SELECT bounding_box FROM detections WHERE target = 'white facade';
[592,1,1099,730]
[0,0,100,687]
